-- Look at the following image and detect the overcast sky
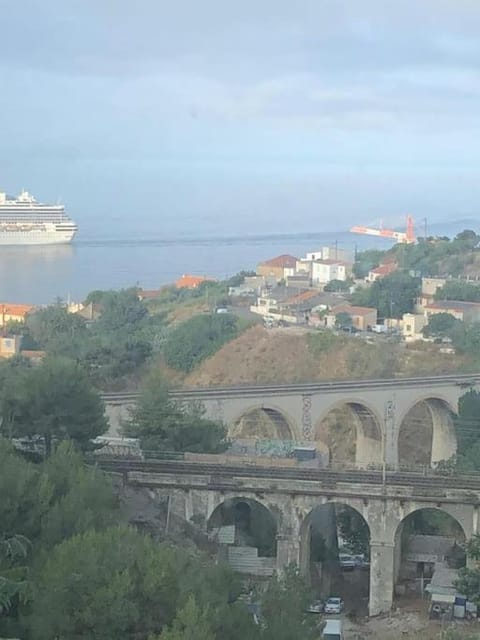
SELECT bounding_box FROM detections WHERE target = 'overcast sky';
[1,0,480,237]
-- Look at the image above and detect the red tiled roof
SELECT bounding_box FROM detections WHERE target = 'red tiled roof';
[332,304,377,317]
[175,274,214,289]
[21,350,46,359]
[369,263,397,276]
[425,300,480,312]
[285,290,318,304]
[259,254,298,269]
[0,303,34,317]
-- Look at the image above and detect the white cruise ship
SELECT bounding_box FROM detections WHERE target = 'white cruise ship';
[0,190,77,245]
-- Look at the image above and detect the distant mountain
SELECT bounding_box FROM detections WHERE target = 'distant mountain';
[423,218,480,237]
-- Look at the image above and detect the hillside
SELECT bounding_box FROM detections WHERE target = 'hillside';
[184,326,466,387]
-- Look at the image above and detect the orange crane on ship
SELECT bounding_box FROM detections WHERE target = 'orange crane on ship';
[350,215,416,244]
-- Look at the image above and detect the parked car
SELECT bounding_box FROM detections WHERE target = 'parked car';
[306,599,323,614]
[339,553,355,571]
[324,597,344,614]
[353,554,370,569]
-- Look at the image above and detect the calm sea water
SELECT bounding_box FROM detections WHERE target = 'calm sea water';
[0,221,473,305]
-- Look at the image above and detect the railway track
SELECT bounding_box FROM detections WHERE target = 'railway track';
[101,372,480,403]
[97,457,480,491]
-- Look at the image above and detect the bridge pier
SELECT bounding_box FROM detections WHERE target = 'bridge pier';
[369,541,395,616]
[276,533,300,572]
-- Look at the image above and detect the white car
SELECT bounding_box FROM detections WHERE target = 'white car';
[324,597,344,614]
[306,600,323,614]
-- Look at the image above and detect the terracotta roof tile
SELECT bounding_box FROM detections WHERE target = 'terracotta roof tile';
[332,304,377,316]
[259,254,298,269]
[175,274,215,289]
[0,303,34,317]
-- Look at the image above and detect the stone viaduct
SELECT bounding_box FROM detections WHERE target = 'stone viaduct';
[102,458,480,617]
[103,373,480,468]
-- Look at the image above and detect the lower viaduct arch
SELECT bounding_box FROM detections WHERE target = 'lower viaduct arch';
[201,493,472,616]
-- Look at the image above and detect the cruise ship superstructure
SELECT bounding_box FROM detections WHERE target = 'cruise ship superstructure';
[0,190,77,245]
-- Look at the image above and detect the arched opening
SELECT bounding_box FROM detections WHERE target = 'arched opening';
[398,398,457,467]
[230,407,294,453]
[208,498,278,577]
[315,402,382,466]
[394,508,466,607]
[300,502,370,616]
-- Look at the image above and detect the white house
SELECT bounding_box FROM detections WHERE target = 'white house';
[311,260,347,285]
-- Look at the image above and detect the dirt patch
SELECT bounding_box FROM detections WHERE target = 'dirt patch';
[184,327,465,389]
[345,608,480,639]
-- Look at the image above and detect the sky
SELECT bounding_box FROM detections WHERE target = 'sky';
[1,0,480,238]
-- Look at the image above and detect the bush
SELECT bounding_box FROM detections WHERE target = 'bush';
[163,314,241,372]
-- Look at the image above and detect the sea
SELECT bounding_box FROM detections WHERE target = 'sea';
[0,220,477,305]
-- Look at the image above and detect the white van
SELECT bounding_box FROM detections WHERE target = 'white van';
[322,619,343,640]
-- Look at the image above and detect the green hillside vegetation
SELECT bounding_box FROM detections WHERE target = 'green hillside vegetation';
[355,229,480,279]
[0,439,317,640]
[351,271,420,318]
[9,277,254,390]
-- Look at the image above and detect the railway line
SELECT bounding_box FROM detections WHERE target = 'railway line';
[101,372,480,403]
[97,457,480,492]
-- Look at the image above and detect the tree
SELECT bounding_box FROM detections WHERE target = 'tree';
[351,272,420,319]
[435,281,480,303]
[28,526,181,640]
[422,313,458,337]
[454,229,479,251]
[335,311,353,329]
[39,443,119,548]
[163,314,241,372]
[324,279,350,293]
[123,372,228,453]
[156,597,215,640]
[0,358,32,440]
[352,249,386,279]
[0,534,31,611]
[15,357,107,455]
[260,564,317,640]
[26,305,86,354]
[95,288,147,333]
[455,534,480,606]
[336,508,369,556]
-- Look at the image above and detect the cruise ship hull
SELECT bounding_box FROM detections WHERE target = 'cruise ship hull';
[0,229,76,246]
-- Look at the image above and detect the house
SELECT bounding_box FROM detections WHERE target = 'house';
[285,273,312,289]
[75,302,103,323]
[402,313,427,341]
[257,255,298,282]
[304,246,352,263]
[416,277,447,311]
[311,260,348,285]
[175,274,214,289]
[228,275,276,297]
[368,262,398,282]
[296,247,353,279]
[0,335,22,358]
[250,286,338,324]
[251,286,308,317]
[0,303,34,326]
[424,300,480,324]
[20,349,46,363]
[137,288,166,301]
[326,304,378,331]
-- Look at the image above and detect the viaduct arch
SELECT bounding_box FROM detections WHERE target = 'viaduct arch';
[103,374,476,467]
[152,482,478,617]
